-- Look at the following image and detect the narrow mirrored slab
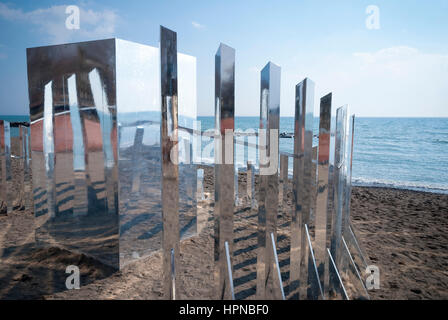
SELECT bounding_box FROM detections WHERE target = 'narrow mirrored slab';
[256,62,281,299]
[44,81,56,220]
[214,43,235,300]
[27,37,197,278]
[324,114,336,298]
[290,78,314,299]
[309,146,318,231]
[342,115,355,241]
[5,122,13,213]
[330,105,348,271]
[341,236,369,300]
[305,224,324,300]
[338,114,355,274]
[21,126,33,211]
[327,248,349,300]
[160,26,181,300]
[314,93,332,294]
[337,114,369,274]
[0,120,11,213]
[15,125,26,209]
[0,121,4,212]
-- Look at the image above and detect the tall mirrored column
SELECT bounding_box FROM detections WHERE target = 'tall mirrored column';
[17,125,26,209]
[310,146,318,230]
[214,43,235,300]
[341,116,370,276]
[290,78,315,299]
[22,126,33,211]
[0,121,11,213]
[343,115,355,238]
[314,93,332,293]
[43,81,56,219]
[256,62,281,299]
[331,105,348,270]
[160,26,181,299]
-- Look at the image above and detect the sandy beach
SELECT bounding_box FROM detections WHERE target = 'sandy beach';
[1,158,447,300]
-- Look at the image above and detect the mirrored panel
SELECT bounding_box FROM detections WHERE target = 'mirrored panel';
[214,43,235,300]
[0,120,11,213]
[27,38,198,273]
[256,62,281,299]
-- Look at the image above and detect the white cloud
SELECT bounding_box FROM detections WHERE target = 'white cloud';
[191,21,205,29]
[281,46,448,117]
[0,2,117,44]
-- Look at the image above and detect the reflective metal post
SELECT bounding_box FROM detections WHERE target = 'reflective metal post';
[290,78,315,299]
[16,125,26,209]
[256,62,281,299]
[310,146,318,230]
[0,121,11,213]
[213,43,235,300]
[43,82,56,218]
[339,114,355,274]
[343,115,355,238]
[331,105,348,270]
[160,26,180,299]
[314,93,332,293]
[22,126,33,211]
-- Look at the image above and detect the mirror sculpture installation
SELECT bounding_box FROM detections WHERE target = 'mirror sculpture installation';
[11,26,370,299]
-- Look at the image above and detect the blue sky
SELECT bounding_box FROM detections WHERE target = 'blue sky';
[0,0,447,117]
